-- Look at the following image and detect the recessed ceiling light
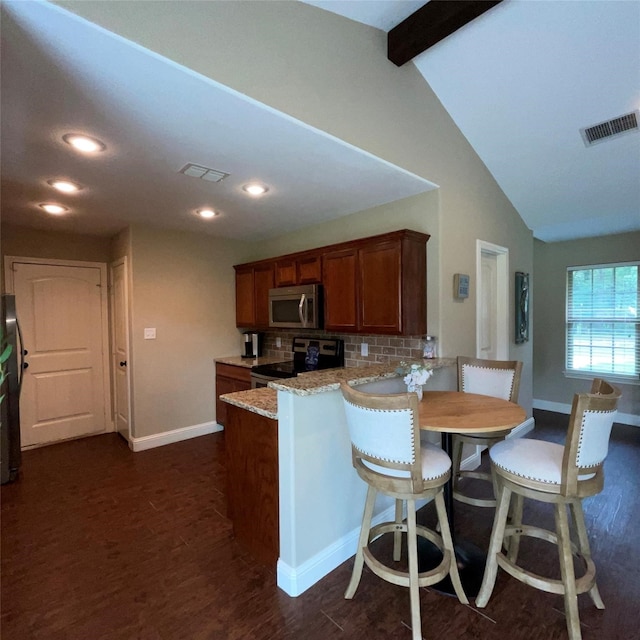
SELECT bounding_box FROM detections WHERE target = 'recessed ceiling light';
[47,179,82,193]
[62,133,106,153]
[196,208,218,219]
[242,183,269,196]
[39,203,69,215]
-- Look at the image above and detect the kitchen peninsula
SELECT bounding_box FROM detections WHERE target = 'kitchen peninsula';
[221,359,456,597]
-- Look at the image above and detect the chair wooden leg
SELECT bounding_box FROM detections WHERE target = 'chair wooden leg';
[393,498,403,562]
[555,503,582,640]
[570,500,605,609]
[434,491,468,604]
[476,481,512,608]
[405,499,423,640]
[345,485,377,599]
[451,436,464,492]
[506,493,524,562]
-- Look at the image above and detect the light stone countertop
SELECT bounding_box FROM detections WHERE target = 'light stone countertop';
[215,355,291,369]
[221,387,278,420]
[219,358,455,419]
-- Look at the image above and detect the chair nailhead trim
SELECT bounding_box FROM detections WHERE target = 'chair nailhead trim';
[345,400,416,464]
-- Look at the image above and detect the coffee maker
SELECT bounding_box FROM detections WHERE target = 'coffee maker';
[242,332,263,359]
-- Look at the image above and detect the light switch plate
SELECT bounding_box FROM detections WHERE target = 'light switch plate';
[360,342,368,357]
[276,337,282,348]
[144,328,156,340]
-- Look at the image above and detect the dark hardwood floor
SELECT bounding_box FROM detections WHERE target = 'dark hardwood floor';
[2,411,638,639]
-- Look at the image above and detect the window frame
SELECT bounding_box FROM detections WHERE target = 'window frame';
[565,260,639,384]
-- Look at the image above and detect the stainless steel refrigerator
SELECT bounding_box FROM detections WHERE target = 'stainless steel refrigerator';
[1,294,24,484]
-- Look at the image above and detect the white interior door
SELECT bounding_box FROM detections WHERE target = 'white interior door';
[476,241,509,360]
[11,260,109,448]
[110,258,131,441]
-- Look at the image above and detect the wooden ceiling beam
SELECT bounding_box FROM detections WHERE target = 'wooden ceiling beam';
[388,0,503,67]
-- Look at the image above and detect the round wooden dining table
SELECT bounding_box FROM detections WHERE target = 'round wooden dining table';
[418,390,526,597]
[419,390,526,437]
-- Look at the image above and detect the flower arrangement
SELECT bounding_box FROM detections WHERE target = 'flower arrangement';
[395,361,433,399]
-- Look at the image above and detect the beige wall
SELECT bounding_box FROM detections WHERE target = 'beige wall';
[1,223,112,291]
[55,1,534,421]
[533,233,640,419]
[127,225,250,438]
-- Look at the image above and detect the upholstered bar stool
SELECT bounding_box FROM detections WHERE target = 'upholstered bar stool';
[340,382,468,640]
[452,356,523,507]
[476,379,621,640]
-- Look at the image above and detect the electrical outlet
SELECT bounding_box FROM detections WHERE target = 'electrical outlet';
[276,337,282,348]
[144,328,156,340]
[360,342,368,357]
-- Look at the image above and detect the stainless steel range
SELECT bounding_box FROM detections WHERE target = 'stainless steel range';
[250,336,344,388]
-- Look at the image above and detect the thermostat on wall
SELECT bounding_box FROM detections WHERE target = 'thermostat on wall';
[454,273,470,299]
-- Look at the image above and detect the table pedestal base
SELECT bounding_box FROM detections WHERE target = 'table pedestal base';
[417,537,486,598]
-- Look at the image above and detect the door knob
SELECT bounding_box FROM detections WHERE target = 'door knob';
[120,361,127,367]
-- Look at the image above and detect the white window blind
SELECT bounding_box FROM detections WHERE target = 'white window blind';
[566,262,639,379]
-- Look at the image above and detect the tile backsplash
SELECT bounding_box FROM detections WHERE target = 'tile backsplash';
[259,329,427,367]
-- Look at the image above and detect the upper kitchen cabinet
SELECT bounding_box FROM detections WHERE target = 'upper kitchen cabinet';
[323,230,429,335]
[358,231,428,335]
[322,247,358,331]
[234,229,428,335]
[234,262,274,328]
[274,253,322,287]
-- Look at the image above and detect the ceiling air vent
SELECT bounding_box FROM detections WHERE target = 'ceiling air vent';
[580,111,639,147]
[179,163,229,183]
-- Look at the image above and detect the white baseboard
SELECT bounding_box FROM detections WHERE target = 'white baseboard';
[277,502,397,597]
[129,420,222,452]
[508,417,536,438]
[534,399,640,427]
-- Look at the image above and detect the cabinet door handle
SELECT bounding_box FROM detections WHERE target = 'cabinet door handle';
[120,361,127,367]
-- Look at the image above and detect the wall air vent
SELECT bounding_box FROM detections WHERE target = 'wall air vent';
[179,163,229,183]
[580,111,639,147]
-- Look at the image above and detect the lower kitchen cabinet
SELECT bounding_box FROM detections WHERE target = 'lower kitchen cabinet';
[215,363,251,427]
[225,404,279,567]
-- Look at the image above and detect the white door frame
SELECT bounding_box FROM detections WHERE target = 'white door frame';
[4,255,113,433]
[110,257,132,442]
[475,240,509,360]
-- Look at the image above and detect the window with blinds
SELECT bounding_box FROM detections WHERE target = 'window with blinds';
[566,262,639,379]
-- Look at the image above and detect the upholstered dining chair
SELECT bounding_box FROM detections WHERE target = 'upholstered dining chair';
[476,378,621,640]
[340,382,468,640]
[452,356,523,507]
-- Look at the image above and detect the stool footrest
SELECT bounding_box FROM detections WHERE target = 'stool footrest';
[496,524,597,596]
[364,522,452,589]
[453,470,497,507]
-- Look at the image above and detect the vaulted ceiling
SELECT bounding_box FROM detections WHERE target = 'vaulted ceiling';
[1,1,638,243]
[305,0,640,242]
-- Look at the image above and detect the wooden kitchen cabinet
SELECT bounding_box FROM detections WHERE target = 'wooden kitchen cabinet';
[234,263,274,328]
[358,232,427,335]
[225,403,279,567]
[322,247,358,331]
[274,253,322,287]
[323,231,428,335]
[358,239,401,333]
[235,229,429,335]
[215,363,251,427]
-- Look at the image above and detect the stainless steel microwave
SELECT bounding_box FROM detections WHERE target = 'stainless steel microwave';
[268,284,322,329]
